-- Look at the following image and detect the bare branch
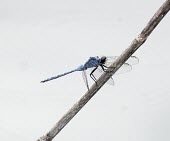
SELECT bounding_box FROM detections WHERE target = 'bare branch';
[36,0,170,141]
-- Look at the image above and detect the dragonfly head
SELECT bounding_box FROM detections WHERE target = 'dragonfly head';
[99,56,107,64]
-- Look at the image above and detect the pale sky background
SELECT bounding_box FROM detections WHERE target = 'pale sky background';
[0,0,170,141]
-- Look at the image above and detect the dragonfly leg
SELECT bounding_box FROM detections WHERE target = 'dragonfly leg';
[103,65,114,69]
[101,65,113,73]
[90,67,98,84]
[100,65,109,72]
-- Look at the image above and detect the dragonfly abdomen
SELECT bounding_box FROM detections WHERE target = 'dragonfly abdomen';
[41,68,80,83]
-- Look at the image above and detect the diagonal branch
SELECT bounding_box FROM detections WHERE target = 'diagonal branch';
[36,0,170,141]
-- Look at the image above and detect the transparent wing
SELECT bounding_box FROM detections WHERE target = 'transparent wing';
[106,56,139,66]
[82,70,89,90]
[88,66,115,86]
[104,62,132,75]
[103,56,138,75]
[106,76,115,85]
[85,56,138,86]
[87,62,132,85]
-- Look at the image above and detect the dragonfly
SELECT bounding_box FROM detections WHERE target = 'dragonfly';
[41,56,139,90]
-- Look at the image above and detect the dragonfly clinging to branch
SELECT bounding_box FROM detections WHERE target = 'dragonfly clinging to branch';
[41,56,139,90]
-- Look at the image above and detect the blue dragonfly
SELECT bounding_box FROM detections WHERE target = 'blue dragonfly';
[41,56,139,89]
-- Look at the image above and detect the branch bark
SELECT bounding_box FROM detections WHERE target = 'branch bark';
[36,0,170,141]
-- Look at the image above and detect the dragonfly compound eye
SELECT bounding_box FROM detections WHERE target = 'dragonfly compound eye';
[100,56,107,64]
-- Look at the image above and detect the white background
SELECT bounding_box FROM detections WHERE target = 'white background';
[0,0,170,141]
